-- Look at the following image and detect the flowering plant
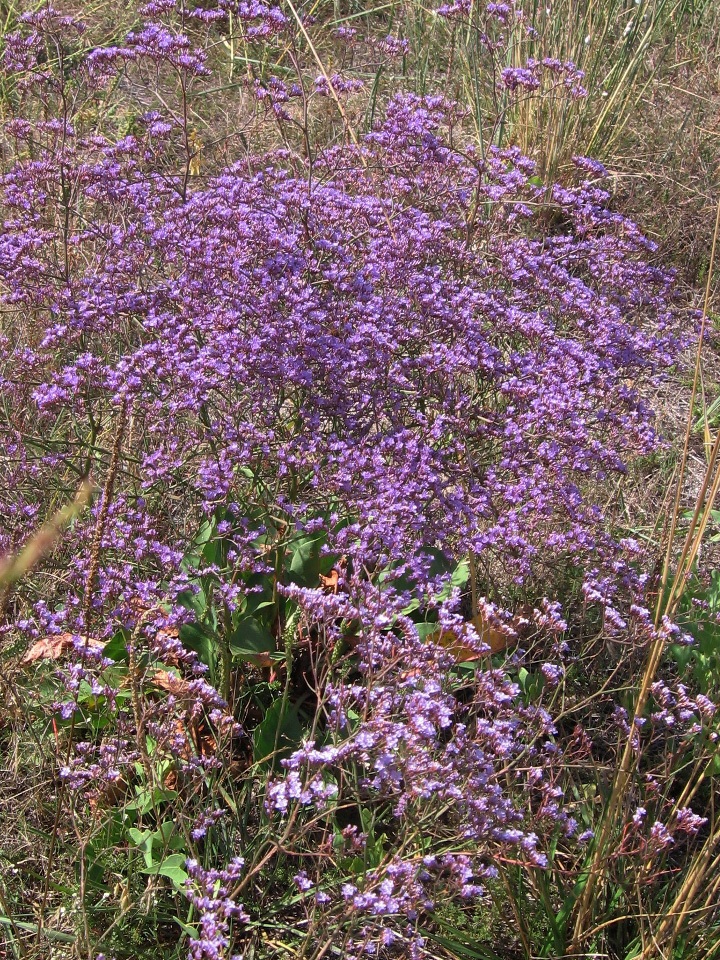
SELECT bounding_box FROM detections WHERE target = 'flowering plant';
[0,3,712,959]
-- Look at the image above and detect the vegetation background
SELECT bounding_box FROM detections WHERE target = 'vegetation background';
[1,1,720,959]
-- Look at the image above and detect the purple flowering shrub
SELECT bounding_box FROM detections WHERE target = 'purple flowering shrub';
[0,3,716,959]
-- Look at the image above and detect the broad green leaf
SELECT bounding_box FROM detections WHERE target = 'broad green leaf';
[140,853,188,886]
[179,622,216,668]
[288,535,324,587]
[103,631,128,662]
[128,828,155,869]
[230,616,276,664]
[451,559,471,588]
[253,699,304,770]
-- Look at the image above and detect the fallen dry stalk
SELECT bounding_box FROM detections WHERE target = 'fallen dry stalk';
[0,478,95,622]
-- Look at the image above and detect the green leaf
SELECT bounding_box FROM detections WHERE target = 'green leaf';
[401,598,421,615]
[181,519,216,572]
[251,600,277,615]
[0,917,76,945]
[230,616,276,663]
[174,918,200,939]
[253,699,304,770]
[288,535,324,587]
[140,853,188,886]
[127,827,149,844]
[152,821,184,851]
[348,856,366,875]
[194,519,216,548]
[451,559,471,588]
[103,631,129,662]
[177,588,207,618]
[415,622,438,641]
[127,785,178,814]
[243,583,275,619]
[128,828,155,869]
[179,622,216,668]
[427,931,503,960]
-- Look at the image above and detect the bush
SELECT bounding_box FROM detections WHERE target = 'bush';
[0,4,713,960]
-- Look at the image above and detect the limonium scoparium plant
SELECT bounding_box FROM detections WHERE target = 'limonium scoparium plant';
[0,1,695,957]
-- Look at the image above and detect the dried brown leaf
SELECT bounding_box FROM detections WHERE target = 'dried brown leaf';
[88,775,129,812]
[430,611,517,661]
[319,569,340,594]
[21,632,105,665]
[150,669,196,697]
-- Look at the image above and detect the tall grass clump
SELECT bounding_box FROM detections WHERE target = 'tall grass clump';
[337,0,712,179]
[0,2,718,959]
[189,0,712,181]
[503,0,711,178]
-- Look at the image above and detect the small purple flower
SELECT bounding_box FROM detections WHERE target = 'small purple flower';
[541,663,562,687]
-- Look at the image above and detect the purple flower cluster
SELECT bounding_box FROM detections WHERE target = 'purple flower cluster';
[255,582,581,942]
[502,58,587,98]
[0,1,682,626]
[185,858,247,959]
